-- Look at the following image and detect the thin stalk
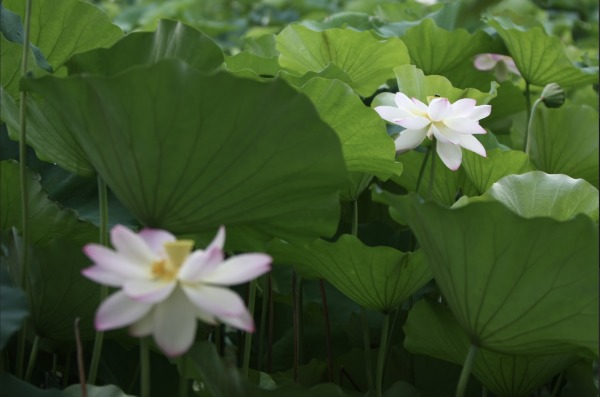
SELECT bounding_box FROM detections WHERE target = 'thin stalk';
[375,313,390,397]
[16,0,34,380]
[215,325,223,356]
[550,371,565,397]
[455,344,478,397]
[179,357,188,397]
[140,338,150,397]
[352,200,358,236]
[427,142,436,200]
[319,279,334,382]
[266,274,274,373]
[360,307,374,391]
[524,97,543,156]
[353,200,373,391]
[523,81,532,152]
[415,147,432,196]
[24,335,40,382]
[257,276,269,371]
[292,272,302,383]
[242,280,258,378]
[74,318,88,397]
[88,176,110,384]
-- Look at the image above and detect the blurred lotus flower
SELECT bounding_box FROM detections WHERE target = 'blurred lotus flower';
[82,225,271,357]
[375,93,491,170]
[474,53,521,81]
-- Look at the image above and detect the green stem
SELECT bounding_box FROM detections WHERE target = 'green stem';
[524,97,543,156]
[257,276,268,371]
[427,141,436,200]
[375,313,390,397]
[140,338,150,397]
[550,371,565,397]
[415,147,432,196]
[16,0,34,380]
[242,280,258,378]
[88,176,109,384]
[179,357,188,397]
[24,335,40,382]
[523,81,532,151]
[455,344,478,397]
[360,306,374,391]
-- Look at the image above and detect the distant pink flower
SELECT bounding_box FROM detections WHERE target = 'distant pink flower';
[375,93,491,170]
[474,53,521,81]
[82,225,271,357]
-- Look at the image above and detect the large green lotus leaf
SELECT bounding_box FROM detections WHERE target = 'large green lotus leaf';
[268,235,431,312]
[405,300,578,397]
[0,269,28,349]
[0,36,47,98]
[63,385,135,397]
[225,52,280,79]
[0,374,64,397]
[461,149,534,195]
[488,17,598,87]
[280,63,353,89]
[0,160,98,245]
[67,19,223,75]
[1,89,94,176]
[22,60,348,250]
[276,25,410,97]
[3,0,122,73]
[401,18,501,76]
[483,171,599,222]
[373,191,599,358]
[529,104,599,187]
[392,64,498,104]
[299,77,402,181]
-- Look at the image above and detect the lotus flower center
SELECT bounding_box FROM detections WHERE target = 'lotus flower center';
[151,240,194,281]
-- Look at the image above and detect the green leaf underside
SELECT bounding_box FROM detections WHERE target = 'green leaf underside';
[269,234,431,312]
[3,0,123,72]
[489,17,599,87]
[1,89,95,176]
[392,64,497,104]
[401,18,501,76]
[529,104,599,187]
[22,60,348,251]
[276,25,410,96]
[300,77,402,180]
[481,171,599,222]
[0,160,98,246]
[404,300,578,397]
[67,19,223,75]
[374,191,599,358]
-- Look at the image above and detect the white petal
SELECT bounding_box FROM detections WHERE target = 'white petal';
[396,116,431,130]
[459,134,487,157]
[374,106,410,124]
[81,265,125,287]
[182,284,248,318]
[95,291,153,331]
[430,123,461,144]
[130,311,154,337]
[394,92,416,111]
[410,97,429,115]
[196,308,218,326]
[138,229,176,255]
[504,59,521,76]
[428,98,452,122]
[83,245,150,279]
[207,226,225,252]
[443,117,486,134]
[394,128,428,152]
[152,287,198,357]
[202,254,271,286]
[436,142,463,171]
[123,279,176,303]
[111,225,158,264]
[469,105,492,120]
[178,245,224,282]
[473,54,497,71]
[450,98,476,118]
[220,309,254,333]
